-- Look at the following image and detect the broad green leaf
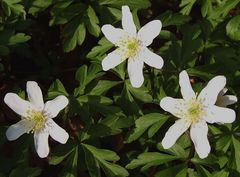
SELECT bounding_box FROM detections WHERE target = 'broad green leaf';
[155,164,187,177]
[159,11,191,27]
[82,144,129,177]
[48,79,69,98]
[84,6,100,37]
[226,15,240,41]
[180,0,197,15]
[126,152,178,171]
[232,136,240,172]
[9,167,41,177]
[87,80,121,95]
[98,0,151,9]
[126,113,168,143]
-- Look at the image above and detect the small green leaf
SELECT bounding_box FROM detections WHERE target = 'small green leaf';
[226,15,240,41]
[48,79,69,98]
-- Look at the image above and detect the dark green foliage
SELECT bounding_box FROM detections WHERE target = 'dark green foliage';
[0,0,240,177]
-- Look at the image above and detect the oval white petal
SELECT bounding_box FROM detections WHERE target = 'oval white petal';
[138,20,162,46]
[122,6,136,35]
[198,76,226,105]
[162,119,190,149]
[179,70,196,100]
[4,93,33,117]
[6,119,35,141]
[27,81,44,110]
[127,58,144,88]
[160,97,185,118]
[43,95,68,119]
[47,119,69,144]
[102,49,126,71]
[34,131,49,158]
[190,121,210,159]
[101,25,125,44]
[141,48,164,69]
[203,105,236,124]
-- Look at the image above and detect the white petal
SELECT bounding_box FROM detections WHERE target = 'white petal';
[160,97,185,118]
[141,48,164,69]
[138,20,162,46]
[203,105,236,124]
[34,131,49,158]
[43,95,68,119]
[162,119,191,149]
[122,6,136,35]
[47,119,69,144]
[127,58,144,88]
[6,119,35,141]
[190,121,210,159]
[4,93,33,117]
[101,25,125,44]
[102,49,126,71]
[27,81,44,110]
[198,76,226,105]
[179,70,196,100]
[216,95,238,107]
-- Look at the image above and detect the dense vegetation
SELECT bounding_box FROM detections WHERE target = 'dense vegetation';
[0,0,240,176]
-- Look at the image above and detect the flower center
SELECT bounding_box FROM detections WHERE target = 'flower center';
[116,35,141,59]
[26,110,46,132]
[186,101,206,123]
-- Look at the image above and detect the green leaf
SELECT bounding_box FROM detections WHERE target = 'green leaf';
[2,0,25,17]
[180,0,196,15]
[74,64,104,96]
[28,0,53,15]
[155,164,187,177]
[63,17,86,52]
[87,38,113,61]
[48,79,69,98]
[87,80,121,95]
[0,45,9,56]
[159,11,191,27]
[84,6,100,37]
[226,15,240,41]
[201,0,212,17]
[126,82,152,103]
[98,0,151,9]
[60,146,78,177]
[82,144,129,177]
[126,113,168,143]
[232,136,240,173]
[126,152,178,171]
[9,167,41,177]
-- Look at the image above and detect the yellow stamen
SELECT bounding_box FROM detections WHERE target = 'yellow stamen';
[26,110,46,133]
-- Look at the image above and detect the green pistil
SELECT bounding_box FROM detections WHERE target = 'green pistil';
[27,111,46,132]
[187,102,204,123]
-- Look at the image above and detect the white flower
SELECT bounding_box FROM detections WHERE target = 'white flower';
[101,5,164,88]
[160,70,236,159]
[4,81,69,158]
[216,88,237,107]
